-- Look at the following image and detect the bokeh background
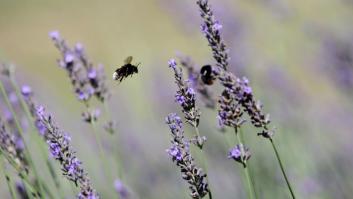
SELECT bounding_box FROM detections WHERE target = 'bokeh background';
[1,0,353,198]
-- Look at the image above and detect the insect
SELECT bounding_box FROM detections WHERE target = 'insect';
[113,56,140,82]
[200,65,216,85]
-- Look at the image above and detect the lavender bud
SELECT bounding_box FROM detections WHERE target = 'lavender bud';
[114,179,129,199]
[228,144,251,167]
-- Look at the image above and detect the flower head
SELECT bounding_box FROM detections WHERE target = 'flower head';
[165,113,209,198]
[168,60,200,127]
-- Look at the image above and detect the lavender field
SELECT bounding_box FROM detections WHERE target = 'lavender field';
[1,0,353,198]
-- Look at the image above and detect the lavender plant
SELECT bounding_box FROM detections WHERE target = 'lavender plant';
[0,118,40,198]
[177,54,216,109]
[166,113,209,199]
[27,100,99,199]
[196,0,296,198]
[2,62,67,198]
[49,31,123,191]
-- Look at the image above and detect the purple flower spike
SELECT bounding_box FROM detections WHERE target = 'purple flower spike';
[165,113,209,198]
[169,61,200,127]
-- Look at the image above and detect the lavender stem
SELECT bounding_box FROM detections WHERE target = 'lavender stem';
[9,77,65,199]
[234,128,255,199]
[238,128,258,199]
[270,138,296,199]
[0,80,45,198]
[103,102,124,180]
[194,127,213,199]
[0,148,39,198]
[0,152,18,199]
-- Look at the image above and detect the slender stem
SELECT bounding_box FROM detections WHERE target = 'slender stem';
[194,127,213,199]
[90,118,115,196]
[0,148,40,198]
[234,128,254,199]
[0,80,45,198]
[0,153,18,199]
[9,78,64,199]
[238,129,258,199]
[270,138,296,199]
[103,102,123,180]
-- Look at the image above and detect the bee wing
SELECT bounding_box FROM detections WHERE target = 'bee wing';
[124,56,133,64]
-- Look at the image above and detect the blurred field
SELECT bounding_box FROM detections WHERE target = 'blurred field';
[1,0,353,198]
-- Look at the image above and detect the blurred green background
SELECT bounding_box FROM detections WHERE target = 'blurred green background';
[1,0,353,198]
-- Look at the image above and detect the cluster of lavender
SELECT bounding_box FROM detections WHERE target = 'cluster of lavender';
[197,0,274,139]
[166,113,209,199]
[168,59,200,128]
[168,59,208,148]
[49,31,109,104]
[0,118,28,173]
[178,55,216,109]
[23,94,99,198]
[0,64,29,171]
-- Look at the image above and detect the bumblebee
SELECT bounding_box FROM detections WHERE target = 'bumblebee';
[200,65,216,85]
[113,56,140,82]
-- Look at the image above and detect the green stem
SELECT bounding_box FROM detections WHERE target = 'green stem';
[103,102,123,180]
[194,127,213,199]
[0,149,40,198]
[90,118,114,196]
[234,128,254,199]
[0,80,45,198]
[9,77,64,199]
[270,138,296,199]
[0,153,18,199]
[238,129,258,199]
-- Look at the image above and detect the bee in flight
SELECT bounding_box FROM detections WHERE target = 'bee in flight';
[200,65,216,85]
[113,56,140,82]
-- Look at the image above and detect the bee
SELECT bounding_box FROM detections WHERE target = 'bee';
[113,56,140,82]
[200,65,216,85]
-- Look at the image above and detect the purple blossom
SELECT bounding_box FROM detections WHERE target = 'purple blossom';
[21,85,32,97]
[228,144,251,167]
[64,53,75,64]
[168,59,177,69]
[167,145,183,161]
[212,21,223,31]
[114,179,129,198]
[88,69,97,79]
[49,30,60,40]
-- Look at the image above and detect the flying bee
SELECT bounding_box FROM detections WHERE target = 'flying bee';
[200,65,216,85]
[113,56,140,82]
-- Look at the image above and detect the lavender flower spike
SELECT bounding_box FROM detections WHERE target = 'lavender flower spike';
[32,105,99,198]
[166,113,209,199]
[168,59,200,127]
[0,118,28,173]
[178,54,216,109]
[197,0,229,71]
[50,30,109,103]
